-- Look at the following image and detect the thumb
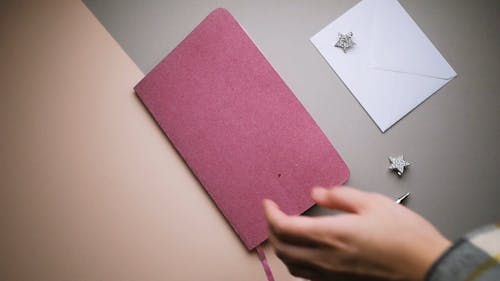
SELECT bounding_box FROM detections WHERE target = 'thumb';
[312,186,370,213]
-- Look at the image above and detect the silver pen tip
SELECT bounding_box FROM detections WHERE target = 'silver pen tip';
[396,192,411,204]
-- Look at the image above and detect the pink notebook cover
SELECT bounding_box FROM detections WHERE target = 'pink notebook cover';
[134,8,349,250]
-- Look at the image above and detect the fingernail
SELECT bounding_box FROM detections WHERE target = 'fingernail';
[262,199,277,208]
[312,187,327,198]
[262,199,270,208]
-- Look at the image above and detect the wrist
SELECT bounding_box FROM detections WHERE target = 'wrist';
[414,236,451,281]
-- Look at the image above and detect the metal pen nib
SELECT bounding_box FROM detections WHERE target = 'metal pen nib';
[395,192,411,204]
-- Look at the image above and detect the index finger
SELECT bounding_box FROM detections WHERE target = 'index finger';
[263,199,333,247]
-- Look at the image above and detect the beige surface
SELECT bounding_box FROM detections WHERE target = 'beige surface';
[0,0,293,280]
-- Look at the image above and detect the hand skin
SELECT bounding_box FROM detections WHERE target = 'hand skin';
[263,186,451,281]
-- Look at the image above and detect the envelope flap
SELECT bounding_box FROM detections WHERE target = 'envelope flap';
[370,0,456,80]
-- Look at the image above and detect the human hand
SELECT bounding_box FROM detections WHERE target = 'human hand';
[263,186,451,281]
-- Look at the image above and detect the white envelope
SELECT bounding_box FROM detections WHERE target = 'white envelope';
[311,0,457,132]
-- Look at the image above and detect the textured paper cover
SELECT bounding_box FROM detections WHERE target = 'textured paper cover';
[134,8,349,250]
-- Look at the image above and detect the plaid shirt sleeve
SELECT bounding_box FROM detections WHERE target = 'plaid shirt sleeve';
[426,224,500,281]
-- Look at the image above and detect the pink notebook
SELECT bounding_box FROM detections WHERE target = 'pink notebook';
[134,8,349,250]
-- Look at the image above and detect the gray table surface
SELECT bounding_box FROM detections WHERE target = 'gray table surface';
[83,0,499,240]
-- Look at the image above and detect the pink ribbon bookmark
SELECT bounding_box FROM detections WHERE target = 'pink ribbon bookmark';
[256,245,275,281]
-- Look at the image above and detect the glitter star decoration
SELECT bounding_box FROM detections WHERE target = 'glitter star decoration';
[388,155,410,176]
[335,32,356,53]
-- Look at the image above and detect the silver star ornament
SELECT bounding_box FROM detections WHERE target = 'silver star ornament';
[335,32,356,53]
[388,155,410,176]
